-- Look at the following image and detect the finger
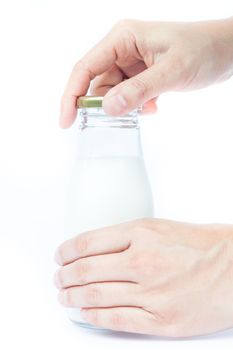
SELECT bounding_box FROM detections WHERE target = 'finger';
[55,251,135,287]
[60,31,119,128]
[91,70,158,114]
[102,56,176,116]
[90,60,147,96]
[140,98,158,115]
[90,64,124,96]
[90,85,112,96]
[92,69,158,115]
[57,281,141,308]
[80,306,158,335]
[55,220,137,266]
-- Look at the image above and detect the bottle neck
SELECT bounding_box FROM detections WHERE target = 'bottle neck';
[79,107,139,129]
[76,107,143,158]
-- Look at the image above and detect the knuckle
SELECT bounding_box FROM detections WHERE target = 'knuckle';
[128,251,151,271]
[126,218,155,241]
[127,250,159,281]
[134,218,152,230]
[75,260,90,284]
[72,60,83,74]
[86,309,99,324]
[114,18,136,30]
[85,285,101,306]
[143,298,187,337]
[155,299,182,327]
[131,251,151,269]
[109,311,125,329]
[75,235,91,256]
[158,300,196,337]
[72,59,95,80]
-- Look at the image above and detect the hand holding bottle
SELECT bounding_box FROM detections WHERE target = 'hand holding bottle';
[60,17,233,128]
[54,218,233,337]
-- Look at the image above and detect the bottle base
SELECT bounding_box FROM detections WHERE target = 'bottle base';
[70,319,109,332]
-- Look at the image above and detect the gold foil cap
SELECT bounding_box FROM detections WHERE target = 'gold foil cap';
[77,96,103,108]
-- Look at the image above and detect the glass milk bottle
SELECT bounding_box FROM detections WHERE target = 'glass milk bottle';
[64,95,154,330]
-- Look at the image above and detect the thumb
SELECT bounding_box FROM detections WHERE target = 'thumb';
[103,58,175,115]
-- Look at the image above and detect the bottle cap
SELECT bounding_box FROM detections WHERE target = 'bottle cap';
[77,96,103,108]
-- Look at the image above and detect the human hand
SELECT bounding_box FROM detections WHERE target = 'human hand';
[54,218,233,338]
[60,17,233,128]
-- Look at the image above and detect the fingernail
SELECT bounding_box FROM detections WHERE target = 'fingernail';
[103,94,127,115]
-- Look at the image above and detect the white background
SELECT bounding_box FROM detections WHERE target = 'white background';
[0,0,233,349]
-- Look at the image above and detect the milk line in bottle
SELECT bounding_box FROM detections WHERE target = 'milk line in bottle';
[64,96,154,331]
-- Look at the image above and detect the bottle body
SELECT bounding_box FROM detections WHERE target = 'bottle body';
[64,100,154,330]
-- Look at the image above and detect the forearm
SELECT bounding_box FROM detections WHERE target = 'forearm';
[207,223,233,247]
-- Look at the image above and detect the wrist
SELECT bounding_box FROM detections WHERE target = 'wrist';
[205,223,233,327]
[207,17,233,82]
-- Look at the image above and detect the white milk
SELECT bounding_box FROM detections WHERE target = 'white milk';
[64,155,154,326]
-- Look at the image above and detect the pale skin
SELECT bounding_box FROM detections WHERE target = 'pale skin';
[55,18,233,338]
